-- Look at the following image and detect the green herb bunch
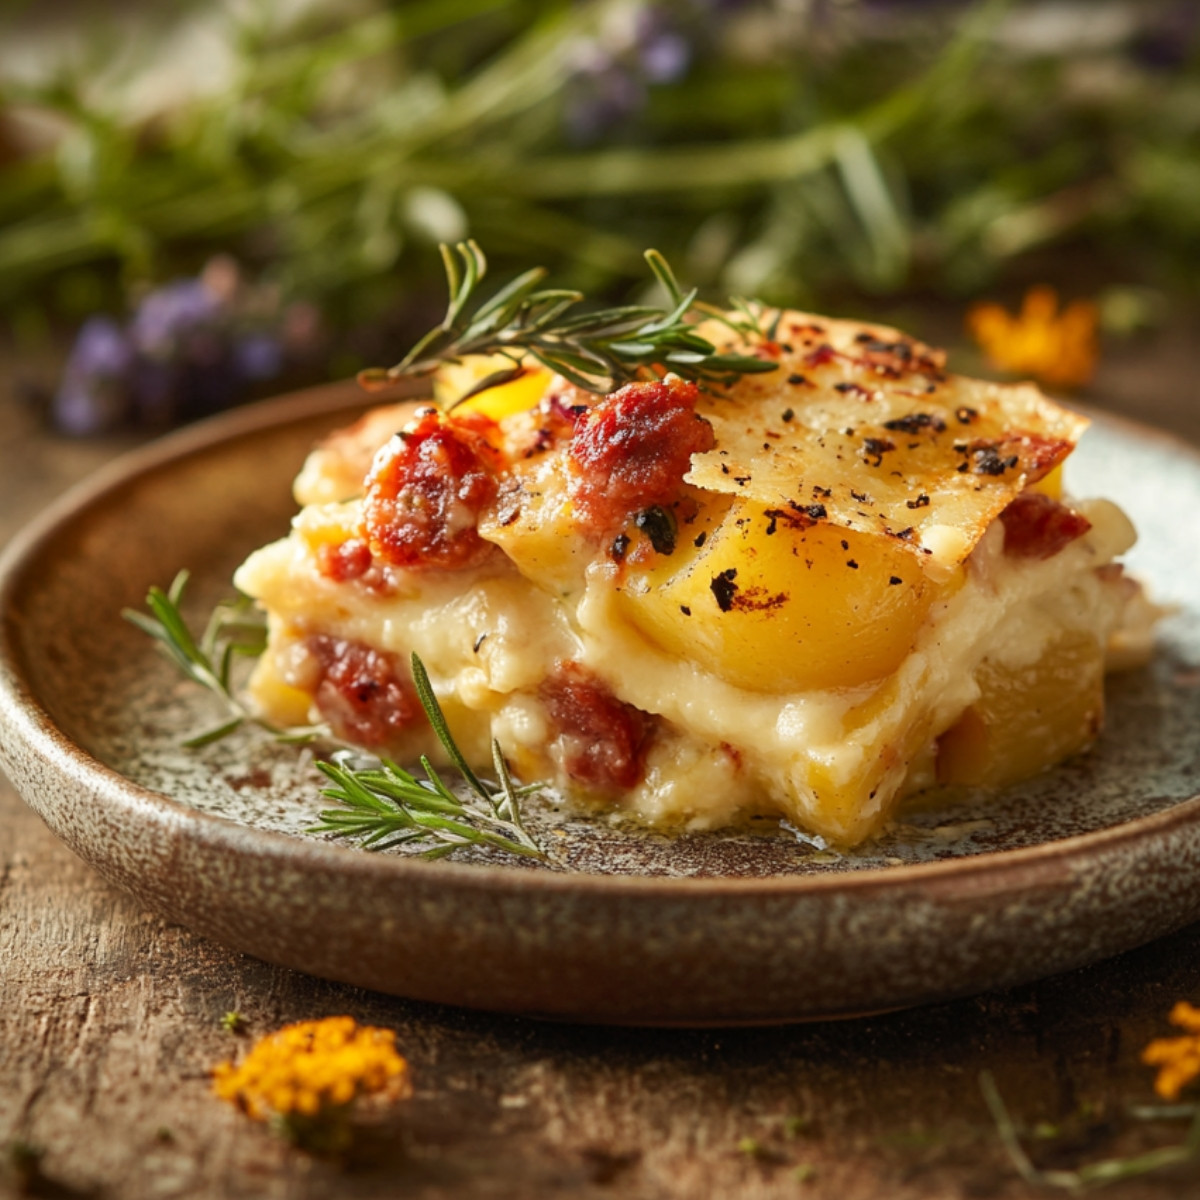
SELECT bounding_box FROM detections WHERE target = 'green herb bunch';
[3,0,1199,337]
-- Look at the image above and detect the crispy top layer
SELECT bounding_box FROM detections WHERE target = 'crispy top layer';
[686,312,1086,574]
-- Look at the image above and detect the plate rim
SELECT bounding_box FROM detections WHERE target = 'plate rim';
[4,382,1200,901]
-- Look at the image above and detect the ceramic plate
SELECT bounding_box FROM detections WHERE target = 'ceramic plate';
[3,383,1200,1025]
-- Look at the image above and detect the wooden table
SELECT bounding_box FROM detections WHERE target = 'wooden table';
[4,321,1200,1199]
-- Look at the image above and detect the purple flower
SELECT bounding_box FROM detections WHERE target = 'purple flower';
[234,333,284,380]
[640,31,690,83]
[51,259,320,436]
[66,315,131,377]
[566,64,646,142]
[53,377,125,437]
[564,4,701,142]
[636,8,691,83]
[52,317,133,436]
[129,278,223,358]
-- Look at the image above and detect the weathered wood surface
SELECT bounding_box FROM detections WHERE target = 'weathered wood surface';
[4,318,1200,1200]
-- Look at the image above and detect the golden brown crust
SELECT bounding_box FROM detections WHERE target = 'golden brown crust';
[688,313,1087,575]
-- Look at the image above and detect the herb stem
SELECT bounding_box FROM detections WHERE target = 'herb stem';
[981,1070,1200,1192]
[123,570,327,747]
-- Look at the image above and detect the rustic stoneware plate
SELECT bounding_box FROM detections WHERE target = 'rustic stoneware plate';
[3,383,1200,1025]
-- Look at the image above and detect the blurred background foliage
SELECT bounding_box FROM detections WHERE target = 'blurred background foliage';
[1,0,1197,429]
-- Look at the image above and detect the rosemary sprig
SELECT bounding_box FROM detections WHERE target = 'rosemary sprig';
[122,570,328,747]
[357,241,779,403]
[125,575,548,861]
[309,654,547,861]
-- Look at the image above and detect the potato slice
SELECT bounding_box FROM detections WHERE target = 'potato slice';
[615,498,939,693]
[936,631,1104,788]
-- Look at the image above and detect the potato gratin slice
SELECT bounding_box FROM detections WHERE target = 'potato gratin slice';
[235,311,1153,846]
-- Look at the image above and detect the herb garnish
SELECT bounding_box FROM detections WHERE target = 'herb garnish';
[357,241,779,404]
[982,1071,1200,1191]
[309,655,546,861]
[122,571,327,747]
[125,576,548,862]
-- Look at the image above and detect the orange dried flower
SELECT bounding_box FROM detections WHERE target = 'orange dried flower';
[967,286,1099,390]
[212,1016,410,1151]
[1142,1002,1200,1101]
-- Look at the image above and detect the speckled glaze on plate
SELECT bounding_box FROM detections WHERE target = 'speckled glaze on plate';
[3,382,1200,1025]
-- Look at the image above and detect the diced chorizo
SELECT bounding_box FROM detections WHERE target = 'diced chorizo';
[307,635,420,747]
[567,379,715,536]
[540,663,657,791]
[317,538,373,582]
[999,491,1092,560]
[362,408,501,570]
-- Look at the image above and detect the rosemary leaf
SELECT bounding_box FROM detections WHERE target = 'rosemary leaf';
[123,571,329,746]
[183,717,248,750]
[410,652,487,797]
[309,748,548,862]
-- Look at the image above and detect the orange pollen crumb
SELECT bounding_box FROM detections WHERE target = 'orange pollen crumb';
[212,1016,410,1123]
